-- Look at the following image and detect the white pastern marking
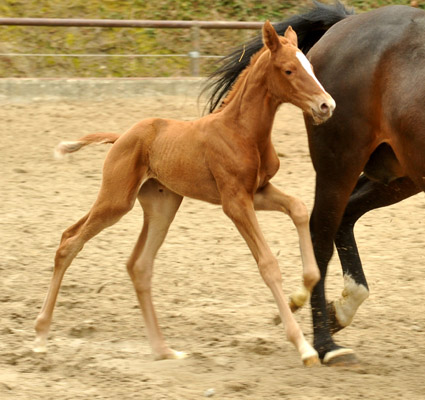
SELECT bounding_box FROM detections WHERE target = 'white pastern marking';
[323,348,354,364]
[296,51,327,94]
[333,275,369,327]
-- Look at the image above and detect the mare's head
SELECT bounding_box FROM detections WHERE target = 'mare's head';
[262,21,335,124]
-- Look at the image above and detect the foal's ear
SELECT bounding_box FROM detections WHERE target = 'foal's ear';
[263,20,281,53]
[284,26,298,47]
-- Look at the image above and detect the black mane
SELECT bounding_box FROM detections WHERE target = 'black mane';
[204,1,354,113]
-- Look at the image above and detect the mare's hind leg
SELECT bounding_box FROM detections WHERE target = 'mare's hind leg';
[222,185,319,366]
[254,183,320,311]
[34,141,147,352]
[329,175,419,334]
[127,180,184,360]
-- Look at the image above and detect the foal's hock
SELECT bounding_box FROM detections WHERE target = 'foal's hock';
[34,21,334,366]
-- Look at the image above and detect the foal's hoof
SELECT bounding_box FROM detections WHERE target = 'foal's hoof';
[33,337,48,353]
[154,349,188,361]
[32,346,47,353]
[289,287,310,313]
[322,348,359,367]
[302,354,320,367]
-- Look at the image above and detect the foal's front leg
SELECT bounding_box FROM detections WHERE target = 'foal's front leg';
[254,183,320,311]
[221,189,319,366]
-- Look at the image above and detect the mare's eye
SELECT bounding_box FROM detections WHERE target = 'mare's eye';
[285,70,292,75]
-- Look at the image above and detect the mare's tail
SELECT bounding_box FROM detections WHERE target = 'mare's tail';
[204,1,354,112]
[54,132,120,158]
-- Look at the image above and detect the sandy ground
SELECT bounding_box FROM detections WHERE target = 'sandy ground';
[1,92,424,400]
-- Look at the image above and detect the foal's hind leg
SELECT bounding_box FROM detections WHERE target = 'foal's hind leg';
[329,175,419,334]
[34,143,147,352]
[222,185,319,366]
[254,183,320,312]
[127,180,184,360]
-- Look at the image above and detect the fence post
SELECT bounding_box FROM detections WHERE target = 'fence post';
[189,24,200,76]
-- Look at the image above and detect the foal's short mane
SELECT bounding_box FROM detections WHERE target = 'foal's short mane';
[212,47,267,113]
[203,1,353,113]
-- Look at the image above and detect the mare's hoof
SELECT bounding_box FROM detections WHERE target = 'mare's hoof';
[322,348,359,367]
[302,354,321,367]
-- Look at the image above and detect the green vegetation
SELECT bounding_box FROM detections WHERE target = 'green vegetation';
[0,0,422,77]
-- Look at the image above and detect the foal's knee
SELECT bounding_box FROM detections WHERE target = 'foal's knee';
[128,259,153,293]
[287,198,309,226]
[258,256,282,288]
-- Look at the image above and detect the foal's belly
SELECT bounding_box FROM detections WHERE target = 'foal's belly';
[147,146,223,205]
[149,169,223,205]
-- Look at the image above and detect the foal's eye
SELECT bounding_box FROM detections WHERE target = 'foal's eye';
[285,70,292,75]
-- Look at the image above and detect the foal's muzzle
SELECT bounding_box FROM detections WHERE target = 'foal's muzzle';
[310,94,336,124]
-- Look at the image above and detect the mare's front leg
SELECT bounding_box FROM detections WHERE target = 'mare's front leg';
[221,187,319,366]
[309,168,365,366]
[305,112,374,366]
[254,183,320,310]
[330,175,420,334]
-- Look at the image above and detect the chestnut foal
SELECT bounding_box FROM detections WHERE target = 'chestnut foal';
[34,22,335,366]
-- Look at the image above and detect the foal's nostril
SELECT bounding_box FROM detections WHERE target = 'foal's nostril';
[320,103,330,114]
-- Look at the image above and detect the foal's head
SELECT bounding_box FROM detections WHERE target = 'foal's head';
[262,21,335,124]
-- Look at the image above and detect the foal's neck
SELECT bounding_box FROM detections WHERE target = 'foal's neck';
[218,53,281,146]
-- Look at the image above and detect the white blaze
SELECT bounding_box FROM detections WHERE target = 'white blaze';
[296,51,327,94]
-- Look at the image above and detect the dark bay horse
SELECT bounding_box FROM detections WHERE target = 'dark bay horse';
[205,1,425,365]
[34,22,335,366]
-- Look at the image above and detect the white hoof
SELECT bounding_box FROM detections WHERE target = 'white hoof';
[33,337,47,353]
[300,342,319,366]
[154,349,188,361]
[170,350,188,360]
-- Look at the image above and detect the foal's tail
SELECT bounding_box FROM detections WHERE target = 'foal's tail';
[204,1,354,112]
[54,132,120,158]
